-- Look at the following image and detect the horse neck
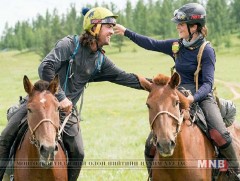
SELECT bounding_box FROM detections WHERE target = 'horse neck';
[174,119,212,159]
[15,129,39,161]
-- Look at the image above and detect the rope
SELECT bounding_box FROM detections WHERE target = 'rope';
[194,41,209,91]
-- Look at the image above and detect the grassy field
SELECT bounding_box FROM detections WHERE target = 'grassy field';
[1,35,240,180]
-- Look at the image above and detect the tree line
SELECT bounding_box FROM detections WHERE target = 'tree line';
[0,0,239,59]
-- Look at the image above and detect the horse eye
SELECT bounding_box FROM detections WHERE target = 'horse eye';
[27,108,32,113]
[175,100,180,107]
[146,103,151,109]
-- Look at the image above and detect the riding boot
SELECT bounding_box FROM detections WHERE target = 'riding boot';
[0,103,27,180]
[62,109,84,181]
[64,131,84,181]
[0,135,15,180]
[220,142,240,180]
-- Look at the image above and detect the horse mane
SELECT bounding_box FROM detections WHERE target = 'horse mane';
[33,80,50,92]
[153,74,190,110]
[153,74,170,86]
[177,91,190,110]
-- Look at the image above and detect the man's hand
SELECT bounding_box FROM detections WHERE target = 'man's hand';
[114,24,126,36]
[60,97,72,115]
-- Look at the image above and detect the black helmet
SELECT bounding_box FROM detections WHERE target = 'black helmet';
[171,3,206,27]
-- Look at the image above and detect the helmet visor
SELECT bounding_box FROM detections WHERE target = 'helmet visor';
[173,10,188,21]
[91,17,116,25]
[172,9,205,24]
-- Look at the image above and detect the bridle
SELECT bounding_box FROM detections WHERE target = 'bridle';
[29,118,59,148]
[28,113,71,148]
[150,110,184,135]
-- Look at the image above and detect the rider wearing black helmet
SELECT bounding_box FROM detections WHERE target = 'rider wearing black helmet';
[114,2,240,180]
[171,3,206,41]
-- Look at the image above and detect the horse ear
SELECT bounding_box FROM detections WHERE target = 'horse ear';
[137,75,152,92]
[169,72,181,89]
[48,74,59,94]
[23,75,34,95]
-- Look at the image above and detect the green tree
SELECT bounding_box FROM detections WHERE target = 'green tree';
[51,9,64,41]
[65,4,78,35]
[206,0,229,47]
[160,0,175,38]
[124,0,135,30]
[133,0,148,35]
[229,0,240,31]
[37,28,53,60]
[14,21,25,50]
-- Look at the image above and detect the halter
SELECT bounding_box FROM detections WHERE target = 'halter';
[29,113,72,148]
[150,110,184,135]
[29,118,59,148]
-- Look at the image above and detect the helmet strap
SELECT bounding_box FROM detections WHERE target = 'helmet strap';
[187,24,193,42]
[89,24,102,37]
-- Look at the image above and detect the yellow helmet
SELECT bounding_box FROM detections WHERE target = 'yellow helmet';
[83,7,118,36]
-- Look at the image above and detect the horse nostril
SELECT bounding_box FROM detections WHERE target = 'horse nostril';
[40,145,55,158]
[170,140,176,148]
[40,145,48,157]
[156,142,162,150]
[54,144,58,152]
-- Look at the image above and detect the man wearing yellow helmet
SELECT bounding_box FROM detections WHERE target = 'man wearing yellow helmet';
[83,7,118,37]
[0,7,145,181]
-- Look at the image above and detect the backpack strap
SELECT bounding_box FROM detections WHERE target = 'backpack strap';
[91,51,105,78]
[71,35,80,59]
[64,35,80,92]
[194,41,210,91]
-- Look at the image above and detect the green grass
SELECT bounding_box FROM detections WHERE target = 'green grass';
[1,37,240,180]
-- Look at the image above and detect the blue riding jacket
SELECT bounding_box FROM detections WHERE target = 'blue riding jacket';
[124,29,216,103]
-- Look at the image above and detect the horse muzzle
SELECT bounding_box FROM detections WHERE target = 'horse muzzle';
[156,139,176,157]
[39,144,58,168]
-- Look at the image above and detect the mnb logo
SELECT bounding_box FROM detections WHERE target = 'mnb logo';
[197,160,228,170]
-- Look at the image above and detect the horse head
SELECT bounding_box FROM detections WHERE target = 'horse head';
[140,72,190,157]
[23,75,60,167]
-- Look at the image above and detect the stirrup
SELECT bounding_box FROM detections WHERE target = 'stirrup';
[235,173,240,180]
[10,174,14,181]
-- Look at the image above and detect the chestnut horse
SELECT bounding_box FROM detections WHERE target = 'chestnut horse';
[14,75,67,181]
[139,72,240,181]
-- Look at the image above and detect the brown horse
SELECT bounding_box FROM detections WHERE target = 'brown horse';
[139,72,240,181]
[14,75,67,181]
